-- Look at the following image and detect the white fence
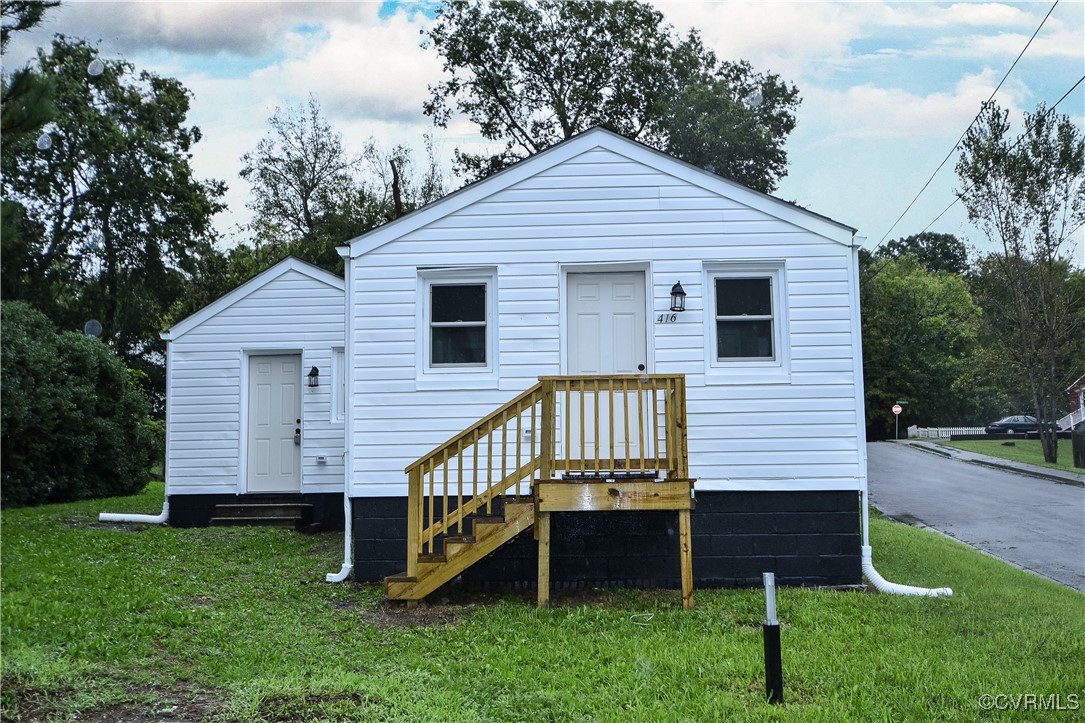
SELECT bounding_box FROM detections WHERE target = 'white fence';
[906,425,985,439]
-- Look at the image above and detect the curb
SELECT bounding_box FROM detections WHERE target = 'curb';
[894,440,1085,488]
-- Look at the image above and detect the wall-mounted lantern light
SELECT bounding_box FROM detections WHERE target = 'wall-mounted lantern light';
[307,366,320,387]
[670,282,687,313]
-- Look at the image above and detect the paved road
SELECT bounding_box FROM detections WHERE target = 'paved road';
[867,442,1085,593]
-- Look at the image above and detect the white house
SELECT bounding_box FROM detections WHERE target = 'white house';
[339,128,867,598]
[162,257,346,528]
[163,128,876,598]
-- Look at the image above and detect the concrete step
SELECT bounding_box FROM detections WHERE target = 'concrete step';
[209,516,300,527]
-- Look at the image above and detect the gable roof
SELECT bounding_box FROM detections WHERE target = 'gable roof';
[162,256,344,341]
[345,126,857,259]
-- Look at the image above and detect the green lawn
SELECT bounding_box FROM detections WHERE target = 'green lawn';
[941,438,1080,473]
[3,483,1084,721]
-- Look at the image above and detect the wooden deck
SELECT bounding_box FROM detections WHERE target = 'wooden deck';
[384,375,695,608]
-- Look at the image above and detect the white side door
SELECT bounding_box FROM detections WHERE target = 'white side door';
[246,354,302,493]
[566,272,648,467]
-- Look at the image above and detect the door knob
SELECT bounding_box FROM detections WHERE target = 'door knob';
[637,364,645,371]
[294,429,301,446]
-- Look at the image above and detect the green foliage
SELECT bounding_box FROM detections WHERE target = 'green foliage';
[0,0,59,51]
[3,485,1084,720]
[424,0,799,191]
[875,232,970,275]
[956,101,1085,462]
[0,36,226,404]
[0,301,155,507]
[861,255,985,439]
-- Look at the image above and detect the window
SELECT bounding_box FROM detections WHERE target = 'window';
[430,283,487,366]
[417,268,498,386]
[715,277,774,360]
[703,262,789,383]
[331,348,345,422]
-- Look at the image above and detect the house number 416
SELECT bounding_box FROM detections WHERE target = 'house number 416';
[656,313,679,324]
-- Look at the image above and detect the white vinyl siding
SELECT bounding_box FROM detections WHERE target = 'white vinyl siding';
[348,140,859,497]
[165,264,345,496]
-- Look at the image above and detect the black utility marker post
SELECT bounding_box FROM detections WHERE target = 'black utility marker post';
[763,572,783,704]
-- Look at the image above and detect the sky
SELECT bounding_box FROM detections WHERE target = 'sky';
[4,0,1084,262]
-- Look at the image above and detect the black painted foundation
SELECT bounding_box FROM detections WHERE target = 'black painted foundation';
[352,491,861,589]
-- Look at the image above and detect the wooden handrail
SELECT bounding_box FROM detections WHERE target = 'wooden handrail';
[403,375,689,577]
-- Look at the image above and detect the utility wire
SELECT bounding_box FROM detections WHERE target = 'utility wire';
[918,74,1085,236]
[872,0,1061,250]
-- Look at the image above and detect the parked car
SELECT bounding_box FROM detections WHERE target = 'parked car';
[985,415,1039,435]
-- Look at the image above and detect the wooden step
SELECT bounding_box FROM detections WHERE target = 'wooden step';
[385,501,535,601]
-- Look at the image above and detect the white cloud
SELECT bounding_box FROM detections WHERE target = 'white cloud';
[804,69,1030,144]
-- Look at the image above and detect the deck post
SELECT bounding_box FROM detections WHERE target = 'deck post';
[540,379,554,482]
[679,508,694,609]
[537,509,551,608]
[406,466,421,578]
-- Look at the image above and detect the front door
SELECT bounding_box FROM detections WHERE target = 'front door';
[246,354,302,493]
[566,272,648,466]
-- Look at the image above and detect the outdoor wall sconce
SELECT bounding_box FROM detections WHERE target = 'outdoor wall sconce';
[670,282,687,312]
[307,366,320,387]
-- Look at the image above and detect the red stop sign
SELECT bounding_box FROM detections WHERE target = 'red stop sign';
[892,404,902,415]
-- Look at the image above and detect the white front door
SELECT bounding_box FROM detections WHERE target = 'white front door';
[566,272,648,466]
[246,354,302,493]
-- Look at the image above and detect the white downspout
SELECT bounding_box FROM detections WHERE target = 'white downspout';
[99,497,169,525]
[327,246,354,583]
[326,451,353,583]
[849,240,952,597]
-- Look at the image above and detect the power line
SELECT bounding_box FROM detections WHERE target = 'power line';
[917,74,1085,236]
[872,0,1061,250]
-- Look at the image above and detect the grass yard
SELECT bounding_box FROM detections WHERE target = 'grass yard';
[941,438,1080,473]
[3,483,1084,722]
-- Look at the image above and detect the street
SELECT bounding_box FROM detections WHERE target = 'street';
[867,442,1085,593]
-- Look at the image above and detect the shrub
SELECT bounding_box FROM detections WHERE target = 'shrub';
[1,301,155,506]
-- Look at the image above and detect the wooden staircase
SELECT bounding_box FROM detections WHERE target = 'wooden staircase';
[384,375,692,606]
[385,497,535,601]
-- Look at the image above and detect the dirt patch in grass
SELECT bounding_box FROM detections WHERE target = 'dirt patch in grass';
[4,682,223,723]
[59,516,150,533]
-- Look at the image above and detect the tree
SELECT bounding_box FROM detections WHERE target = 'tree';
[1,301,157,507]
[238,98,446,271]
[424,0,799,191]
[875,232,970,275]
[1,0,58,49]
[860,254,985,440]
[240,95,362,243]
[956,101,1085,462]
[1,36,226,389]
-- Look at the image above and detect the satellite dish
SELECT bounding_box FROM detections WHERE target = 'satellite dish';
[87,58,105,77]
[83,319,103,337]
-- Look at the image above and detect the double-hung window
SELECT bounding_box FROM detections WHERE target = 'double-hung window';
[715,277,775,360]
[430,283,487,366]
[704,262,789,383]
[417,268,498,387]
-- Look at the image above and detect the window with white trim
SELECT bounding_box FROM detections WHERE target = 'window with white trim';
[704,262,789,382]
[418,268,497,381]
[331,347,345,422]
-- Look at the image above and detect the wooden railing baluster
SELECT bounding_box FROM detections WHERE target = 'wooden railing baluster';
[403,375,688,575]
